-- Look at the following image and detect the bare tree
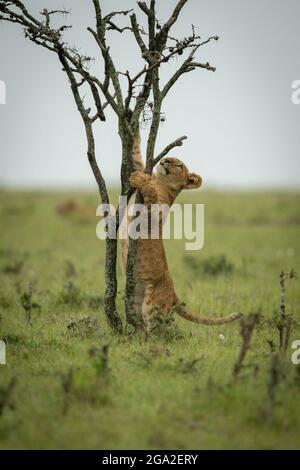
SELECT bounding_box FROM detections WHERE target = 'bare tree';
[0,0,218,334]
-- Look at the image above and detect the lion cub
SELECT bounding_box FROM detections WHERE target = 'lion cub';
[121,129,241,331]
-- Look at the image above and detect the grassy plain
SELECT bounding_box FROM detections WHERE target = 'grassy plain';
[0,189,299,449]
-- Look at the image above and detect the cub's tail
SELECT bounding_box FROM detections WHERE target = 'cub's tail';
[174,300,242,325]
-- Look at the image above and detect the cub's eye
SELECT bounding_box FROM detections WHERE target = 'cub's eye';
[176,164,183,169]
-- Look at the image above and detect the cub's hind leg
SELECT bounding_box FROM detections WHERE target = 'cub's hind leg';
[142,276,176,333]
[141,284,155,334]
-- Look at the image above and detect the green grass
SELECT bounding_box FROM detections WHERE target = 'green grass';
[0,189,300,450]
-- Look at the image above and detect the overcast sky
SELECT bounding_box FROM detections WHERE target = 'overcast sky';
[0,0,299,190]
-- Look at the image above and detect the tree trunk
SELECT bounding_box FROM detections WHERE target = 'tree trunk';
[104,237,123,334]
[120,134,139,333]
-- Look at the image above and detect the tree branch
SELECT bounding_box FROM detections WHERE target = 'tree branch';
[137,1,155,51]
[156,0,189,50]
[130,13,148,55]
[149,136,188,171]
[145,68,162,169]
[162,42,217,98]
[91,0,124,111]
[87,79,106,122]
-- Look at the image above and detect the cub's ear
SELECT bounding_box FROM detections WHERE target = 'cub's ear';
[184,172,202,190]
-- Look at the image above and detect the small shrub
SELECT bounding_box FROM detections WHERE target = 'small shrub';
[64,260,77,278]
[89,343,109,376]
[58,367,74,415]
[67,314,99,338]
[2,261,24,275]
[57,282,85,307]
[18,282,41,325]
[1,334,23,345]
[86,294,104,310]
[177,356,204,374]
[184,254,234,277]
[149,307,184,341]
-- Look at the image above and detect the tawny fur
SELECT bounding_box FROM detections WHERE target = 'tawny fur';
[121,128,242,331]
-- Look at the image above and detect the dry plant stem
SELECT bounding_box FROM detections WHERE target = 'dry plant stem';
[60,367,73,415]
[278,270,296,354]
[279,270,286,346]
[267,352,281,410]
[283,315,292,353]
[232,313,260,378]
[20,282,33,325]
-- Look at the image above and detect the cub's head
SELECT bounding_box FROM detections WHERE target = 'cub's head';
[157,157,202,191]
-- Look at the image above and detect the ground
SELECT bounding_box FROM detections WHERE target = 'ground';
[0,189,300,450]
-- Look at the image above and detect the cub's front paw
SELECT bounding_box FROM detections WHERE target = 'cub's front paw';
[130,171,150,189]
